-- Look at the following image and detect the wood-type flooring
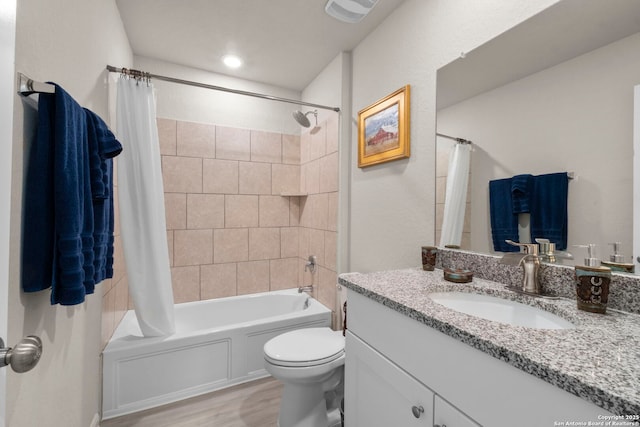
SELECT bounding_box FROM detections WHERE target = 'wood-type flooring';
[101,377,282,427]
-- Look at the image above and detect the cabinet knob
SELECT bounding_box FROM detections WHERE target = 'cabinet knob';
[411,405,424,418]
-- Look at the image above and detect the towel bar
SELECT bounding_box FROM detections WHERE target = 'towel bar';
[17,72,55,96]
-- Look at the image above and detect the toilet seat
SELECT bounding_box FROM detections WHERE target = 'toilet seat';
[264,328,345,367]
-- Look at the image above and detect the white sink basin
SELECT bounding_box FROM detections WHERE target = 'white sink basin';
[429,292,575,329]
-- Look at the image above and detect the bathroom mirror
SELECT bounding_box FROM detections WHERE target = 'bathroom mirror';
[435,0,640,272]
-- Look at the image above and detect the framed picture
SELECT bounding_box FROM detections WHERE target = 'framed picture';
[357,85,410,168]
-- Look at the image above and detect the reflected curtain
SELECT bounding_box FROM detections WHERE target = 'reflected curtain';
[116,76,175,337]
[439,143,471,248]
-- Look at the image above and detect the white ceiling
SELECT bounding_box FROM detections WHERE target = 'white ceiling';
[116,0,406,91]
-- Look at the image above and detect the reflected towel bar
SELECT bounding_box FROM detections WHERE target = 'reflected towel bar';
[17,72,55,96]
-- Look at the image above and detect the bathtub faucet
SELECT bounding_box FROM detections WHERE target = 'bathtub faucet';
[298,285,314,294]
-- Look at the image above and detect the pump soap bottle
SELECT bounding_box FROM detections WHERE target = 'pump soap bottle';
[601,242,635,274]
[574,244,611,314]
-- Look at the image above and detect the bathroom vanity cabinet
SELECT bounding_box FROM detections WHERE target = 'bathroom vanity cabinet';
[346,330,478,426]
[344,289,610,427]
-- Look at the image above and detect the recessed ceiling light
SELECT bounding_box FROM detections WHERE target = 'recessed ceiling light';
[222,55,243,69]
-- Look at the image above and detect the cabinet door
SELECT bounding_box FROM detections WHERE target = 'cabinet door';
[434,395,480,427]
[345,332,433,427]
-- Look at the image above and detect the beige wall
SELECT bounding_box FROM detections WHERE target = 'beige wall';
[9,0,132,426]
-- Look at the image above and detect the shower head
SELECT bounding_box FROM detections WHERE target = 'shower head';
[292,110,318,128]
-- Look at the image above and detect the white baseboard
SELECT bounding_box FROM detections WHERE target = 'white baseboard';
[89,413,100,427]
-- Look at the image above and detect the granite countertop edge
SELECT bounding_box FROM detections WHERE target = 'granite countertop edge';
[338,271,640,416]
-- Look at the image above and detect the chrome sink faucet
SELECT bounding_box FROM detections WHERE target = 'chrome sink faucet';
[502,241,541,295]
[519,253,541,294]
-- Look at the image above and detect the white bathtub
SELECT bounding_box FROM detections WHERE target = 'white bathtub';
[102,288,332,419]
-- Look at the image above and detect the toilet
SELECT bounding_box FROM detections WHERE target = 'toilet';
[264,327,345,427]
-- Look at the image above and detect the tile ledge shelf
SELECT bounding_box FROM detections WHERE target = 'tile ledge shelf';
[279,192,308,197]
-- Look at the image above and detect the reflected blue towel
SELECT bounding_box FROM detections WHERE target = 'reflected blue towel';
[530,172,569,250]
[489,178,520,252]
[511,174,533,213]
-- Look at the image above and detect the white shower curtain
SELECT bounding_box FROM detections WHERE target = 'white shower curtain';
[116,77,175,337]
[439,142,472,248]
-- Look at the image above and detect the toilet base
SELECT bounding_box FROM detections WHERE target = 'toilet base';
[278,382,328,427]
[276,405,341,427]
[327,407,342,427]
[276,372,344,427]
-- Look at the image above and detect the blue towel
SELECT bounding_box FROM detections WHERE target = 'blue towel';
[530,172,569,250]
[84,109,122,199]
[48,84,93,305]
[489,178,520,252]
[22,98,56,293]
[85,109,121,284]
[23,84,89,304]
[511,174,533,213]
[22,84,121,305]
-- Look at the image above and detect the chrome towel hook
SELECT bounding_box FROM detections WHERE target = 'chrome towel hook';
[0,336,43,373]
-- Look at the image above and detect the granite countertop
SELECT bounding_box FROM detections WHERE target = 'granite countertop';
[338,268,640,416]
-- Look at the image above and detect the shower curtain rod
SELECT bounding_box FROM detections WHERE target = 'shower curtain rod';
[436,133,472,144]
[106,65,341,113]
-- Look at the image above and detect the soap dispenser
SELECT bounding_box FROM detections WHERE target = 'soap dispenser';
[601,242,635,273]
[573,244,611,314]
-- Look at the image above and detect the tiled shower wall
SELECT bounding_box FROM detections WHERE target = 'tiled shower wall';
[158,118,303,302]
[101,170,129,347]
[299,116,339,319]
[102,115,340,346]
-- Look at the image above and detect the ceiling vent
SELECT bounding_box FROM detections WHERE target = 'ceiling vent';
[325,0,379,23]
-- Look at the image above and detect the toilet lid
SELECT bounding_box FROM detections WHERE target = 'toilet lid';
[264,328,345,367]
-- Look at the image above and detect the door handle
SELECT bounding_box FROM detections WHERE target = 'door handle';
[0,336,43,373]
